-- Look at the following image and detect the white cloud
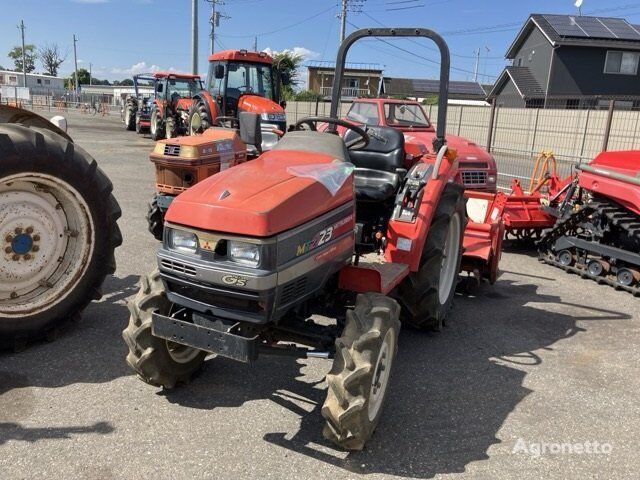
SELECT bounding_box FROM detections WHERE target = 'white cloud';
[111,61,162,75]
[262,46,319,61]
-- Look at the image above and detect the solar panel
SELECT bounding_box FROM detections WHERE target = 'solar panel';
[600,18,640,41]
[543,15,587,38]
[542,14,640,41]
[574,16,616,39]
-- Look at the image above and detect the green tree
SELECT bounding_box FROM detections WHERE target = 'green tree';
[39,43,66,77]
[8,44,37,73]
[272,50,304,100]
[67,68,91,89]
[294,89,322,102]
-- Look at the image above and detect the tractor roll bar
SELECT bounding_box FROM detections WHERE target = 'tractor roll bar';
[329,27,451,151]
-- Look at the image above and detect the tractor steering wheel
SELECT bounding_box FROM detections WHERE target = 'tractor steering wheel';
[294,116,370,150]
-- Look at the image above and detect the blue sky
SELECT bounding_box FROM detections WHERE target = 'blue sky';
[3,0,640,86]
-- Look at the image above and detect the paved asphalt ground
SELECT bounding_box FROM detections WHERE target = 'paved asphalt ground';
[1,108,639,480]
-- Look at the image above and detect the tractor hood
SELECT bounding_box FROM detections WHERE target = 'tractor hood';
[165,150,354,237]
[403,131,495,166]
[238,95,284,115]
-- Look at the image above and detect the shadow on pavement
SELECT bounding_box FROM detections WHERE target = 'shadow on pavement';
[165,279,629,479]
[0,421,114,445]
[0,274,139,395]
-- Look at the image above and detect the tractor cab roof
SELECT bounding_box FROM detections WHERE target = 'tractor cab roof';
[153,71,201,80]
[209,49,273,65]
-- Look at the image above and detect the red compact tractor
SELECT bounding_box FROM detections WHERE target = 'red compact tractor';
[188,49,288,151]
[123,28,501,450]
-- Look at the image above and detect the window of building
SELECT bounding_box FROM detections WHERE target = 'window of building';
[45,79,51,85]
[37,79,42,85]
[517,58,523,67]
[604,51,640,75]
[0,75,4,84]
[9,76,17,84]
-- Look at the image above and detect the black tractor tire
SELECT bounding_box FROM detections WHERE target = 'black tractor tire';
[322,293,401,450]
[135,114,144,134]
[188,99,212,135]
[123,103,136,131]
[165,116,177,139]
[0,123,122,349]
[146,194,165,241]
[150,107,165,141]
[123,270,206,388]
[397,183,466,331]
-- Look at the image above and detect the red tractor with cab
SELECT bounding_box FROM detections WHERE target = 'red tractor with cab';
[124,28,477,450]
[189,49,288,151]
[343,98,498,192]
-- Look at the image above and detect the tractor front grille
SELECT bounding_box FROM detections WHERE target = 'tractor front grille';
[461,171,488,186]
[281,277,307,305]
[161,259,197,277]
[163,144,181,156]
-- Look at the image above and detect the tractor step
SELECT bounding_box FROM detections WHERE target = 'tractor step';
[339,254,409,294]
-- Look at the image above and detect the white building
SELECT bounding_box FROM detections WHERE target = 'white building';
[0,69,65,93]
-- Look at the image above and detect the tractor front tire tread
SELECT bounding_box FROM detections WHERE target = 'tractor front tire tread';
[321,293,400,450]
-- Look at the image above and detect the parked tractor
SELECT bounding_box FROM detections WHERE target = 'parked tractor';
[123,27,479,450]
[0,106,122,349]
[344,98,499,192]
[122,74,153,133]
[146,119,260,240]
[189,49,288,151]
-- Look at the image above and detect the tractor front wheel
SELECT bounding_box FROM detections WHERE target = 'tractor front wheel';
[322,293,400,450]
[123,270,206,388]
[146,194,165,241]
[398,183,466,331]
[188,100,211,135]
[165,116,177,139]
[150,108,165,141]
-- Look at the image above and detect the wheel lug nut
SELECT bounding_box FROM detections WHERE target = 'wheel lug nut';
[24,254,31,260]
[4,247,11,254]
[26,227,34,234]
[14,227,22,235]
[5,235,13,242]
[33,235,40,241]
[32,246,39,252]
[12,254,19,261]
[10,292,18,299]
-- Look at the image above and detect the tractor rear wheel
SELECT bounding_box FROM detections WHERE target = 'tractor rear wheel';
[188,100,211,135]
[146,194,165,241]
[123,270,206,388]
[150,108,165,141]
[0,123,122,348]
[123,99,136,131]
[397,183,466,331]
[322,293,400,450]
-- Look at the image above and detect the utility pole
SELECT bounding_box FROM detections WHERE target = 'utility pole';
[473,49,480,83]
[18,20,27,88]
[73,34,79,94]
[253,36,258,52]
[191,0,198,74]
[89,63,92,85]
[339,0,348,43]
[207,1,229,55]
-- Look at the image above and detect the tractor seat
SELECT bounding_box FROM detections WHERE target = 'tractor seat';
[344,126,406,202]
[272,131,349,162]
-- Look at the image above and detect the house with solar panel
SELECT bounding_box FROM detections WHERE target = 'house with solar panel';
[488,13,640,108]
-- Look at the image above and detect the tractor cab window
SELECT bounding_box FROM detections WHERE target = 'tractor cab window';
[225,62,274,100]
[346,102,380,125]
[166,78,202,99]
[384,103,430,127]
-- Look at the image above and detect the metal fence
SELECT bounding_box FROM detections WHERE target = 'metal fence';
[287,94,640,190]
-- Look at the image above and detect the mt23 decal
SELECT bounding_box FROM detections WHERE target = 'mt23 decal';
[296,214,354,257]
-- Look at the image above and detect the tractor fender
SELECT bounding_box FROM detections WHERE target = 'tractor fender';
[0,105,72,143]
[193,91,219,122]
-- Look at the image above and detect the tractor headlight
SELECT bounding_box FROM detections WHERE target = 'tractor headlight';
[487,175,497,184]
[261,112,286,123]
[228,241,261,267]
[168,229,198,254]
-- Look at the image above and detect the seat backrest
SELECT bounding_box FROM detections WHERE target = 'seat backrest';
[344,126,405,172]
[271,131,350,163]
